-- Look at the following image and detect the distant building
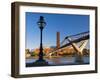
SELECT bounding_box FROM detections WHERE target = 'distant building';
[56,32,60,49]
[25,49,31,58]
[33,47,53,54]
[56,32,60,55]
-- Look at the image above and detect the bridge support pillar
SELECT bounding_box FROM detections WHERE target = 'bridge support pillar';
[75,53,83,64]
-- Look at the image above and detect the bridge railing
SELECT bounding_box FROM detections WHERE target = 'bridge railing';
[61,31,89,46]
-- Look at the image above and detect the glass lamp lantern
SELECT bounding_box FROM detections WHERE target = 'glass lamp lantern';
[37,16,46,29]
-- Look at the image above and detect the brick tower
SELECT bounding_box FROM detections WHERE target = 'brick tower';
[56,32,60,49]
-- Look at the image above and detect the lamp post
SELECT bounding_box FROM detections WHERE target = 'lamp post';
[37,16,46,61]
[27,16,48,67]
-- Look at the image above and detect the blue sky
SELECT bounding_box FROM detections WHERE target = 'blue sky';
[25,12,89,50]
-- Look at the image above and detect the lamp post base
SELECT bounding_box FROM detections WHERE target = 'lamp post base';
[34,59,48,66]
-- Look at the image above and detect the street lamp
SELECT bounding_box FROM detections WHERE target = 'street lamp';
[37,16,46,62]
[27,16,48,67]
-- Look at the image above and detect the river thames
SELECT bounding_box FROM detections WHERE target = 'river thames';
[26,56,89,66]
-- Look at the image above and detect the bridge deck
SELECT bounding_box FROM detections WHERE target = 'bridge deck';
[50,34,89,53]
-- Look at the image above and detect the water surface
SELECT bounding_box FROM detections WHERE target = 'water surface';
[26,56,89,66]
